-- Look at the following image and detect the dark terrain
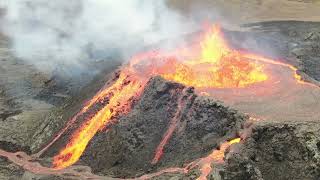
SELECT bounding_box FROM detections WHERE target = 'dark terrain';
[0,21,320,180]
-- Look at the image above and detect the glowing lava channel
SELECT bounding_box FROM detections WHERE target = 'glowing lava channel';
[135,138,241,180]
[151,88,193,164]
[53,73,144,169]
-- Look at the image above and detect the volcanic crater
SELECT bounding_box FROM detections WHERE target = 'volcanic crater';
[0,21,320,180]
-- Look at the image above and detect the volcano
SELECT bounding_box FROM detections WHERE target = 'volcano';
[49,24,320,171]
[0,23,320,180]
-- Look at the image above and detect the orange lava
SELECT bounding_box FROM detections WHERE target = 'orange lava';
[136,138,241,180]
[128,25,268,89]
[241,53,318,87]
[151,89,192,164]
[53,73,144,169]
[51,24,311,170]
[196,138,241,180]
[162,26,267,88]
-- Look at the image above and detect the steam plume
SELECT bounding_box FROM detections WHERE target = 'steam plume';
[0,0,194,73]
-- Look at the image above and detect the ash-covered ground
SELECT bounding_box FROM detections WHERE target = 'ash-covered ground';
[1,9,320,180]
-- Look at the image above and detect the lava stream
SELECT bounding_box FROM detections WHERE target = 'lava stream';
[151,88,192,164]
[0,138,240,180]
[0,149,102,180]
[135,138,241,180]
[53,73,145,169]
[241,53,318,87]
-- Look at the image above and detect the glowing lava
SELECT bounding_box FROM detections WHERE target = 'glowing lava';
[136,138,241,180]
[196,138,241,180]
[151,88,193,164]
[162,25,268,88]
[128,25,268,89]
[51,24,313,170]
[0,138,240,180]
[53,73,144,169]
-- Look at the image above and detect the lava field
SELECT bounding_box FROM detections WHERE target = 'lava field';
[1,1,320,180]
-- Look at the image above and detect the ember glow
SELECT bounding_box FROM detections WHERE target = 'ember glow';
[52,24,312,170]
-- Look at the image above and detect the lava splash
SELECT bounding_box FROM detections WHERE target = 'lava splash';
[129,25,268,89]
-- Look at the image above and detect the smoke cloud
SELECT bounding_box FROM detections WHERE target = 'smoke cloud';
[0,0,195,74]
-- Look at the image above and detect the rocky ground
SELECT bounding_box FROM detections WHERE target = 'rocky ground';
[221,121,320,180]
[228,21,320,83]
[0,31,121,180]
[79,77,244,177]
[1,1,320,179]
[168,0,320,27]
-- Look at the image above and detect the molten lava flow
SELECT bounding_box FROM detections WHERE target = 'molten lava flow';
[49,23,315,170]
[151,89,193,164]
[53,73,144,169]
[242,53,318,87]
[0,150,103,180]
[136,138,241,180]
[196,138,241,180]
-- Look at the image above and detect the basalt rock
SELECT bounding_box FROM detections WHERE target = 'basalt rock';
[220,121,320,180]
[1,21,320,180]
[79,76,246,178]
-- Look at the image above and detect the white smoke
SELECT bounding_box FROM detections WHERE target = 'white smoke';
[0,0,195,73]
